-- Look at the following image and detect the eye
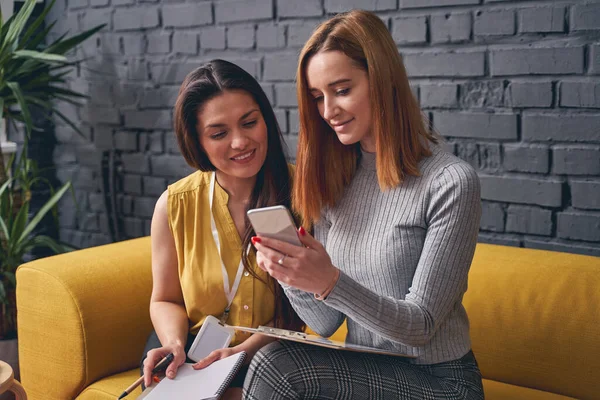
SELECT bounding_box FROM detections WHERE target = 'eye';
[210,131,226,139]
[243,120,257,128]
[313,95,324,103]
[336,88,350,96]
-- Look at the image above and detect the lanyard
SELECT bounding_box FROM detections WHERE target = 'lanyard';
[209,172,248,324]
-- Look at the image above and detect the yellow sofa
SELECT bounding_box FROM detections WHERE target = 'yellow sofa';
[16,238,600,399]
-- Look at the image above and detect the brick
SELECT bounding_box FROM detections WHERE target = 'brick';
[82,9,112,30]
[506,205,552,236]
[325,0,395,13]
[90,0,109,7]
[278,0,322,17]
[474,10,515,36]
[261,83,275,105]
[518,7,564,33]
[552,146,600,175]
[480,202,505,232]
[93,126,114,150]
[215,0,273,23]
[89,234,111,247]
[114,131,138,151]
[54,145,77,164]
[433,112,517,140]
[524,238,600,257]
[122,34,144,55]
[420,84,457,108]
[140,131,164,154]
[121,153,149,174]
[70,0,88,9]
[591,44,600,75]
[275,83,297,107]
[150,155,193,178]
[89,193,105,213]
[75,167,99,190]
[120,195,134,215]
[88,81,113,106]
[201,27,226,50]
[82,106,120,125]
[152,62,198,84]
[114,83,140,108]
[571,180,600,210]
[478,233,521,247]
[165,133,180,154]
[147,32,171,54]
[287,22,319,48]
[455,142,501,172]
[430,12,471,44]
[124,110,171,130]
[134,197,156,218]
[99,34,120,54]
[284,135,298,160]
[557,212,600,242]
[140,87,180,109]
[459,81,504,108]
[173,32,198,55]
[227,25,255,49]
[123,217,144,238]
[522,113,600,143]
[113,0,134,5]
[392,16,428,45]
[123,174,143,195]
[128,59,149,81]
[560,81,600,108]
[226,58,260,79]
[480,175,563,207]
[163,3,212,28]
[289,109,299,133]
[570,3,600,32]
[257,24,286,49]
[264,53,299,81]
[274,109,287,132]
[114,7,159,31]
[403,51,485,77]
[491,47,584,76]
[507,81,553,108]
[144,176,167,196]
[400,0,478,8]
[503,144,549,174]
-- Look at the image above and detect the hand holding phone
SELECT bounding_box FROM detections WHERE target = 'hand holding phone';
[247,205,302,247]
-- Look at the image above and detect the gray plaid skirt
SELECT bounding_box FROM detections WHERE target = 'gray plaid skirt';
[242,341,484,400]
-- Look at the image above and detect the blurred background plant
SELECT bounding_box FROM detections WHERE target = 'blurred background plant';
[0,0,105,339]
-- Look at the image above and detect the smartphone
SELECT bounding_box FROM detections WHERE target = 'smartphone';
[247,205,302,247]
[187,315,234,362]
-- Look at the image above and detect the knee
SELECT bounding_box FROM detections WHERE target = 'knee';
[243,342,297,399]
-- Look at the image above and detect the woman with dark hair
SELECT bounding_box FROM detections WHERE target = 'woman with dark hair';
[247,10,484,399]
[141,59,303,400]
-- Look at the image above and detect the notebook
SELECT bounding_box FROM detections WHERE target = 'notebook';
[137,351,246,400]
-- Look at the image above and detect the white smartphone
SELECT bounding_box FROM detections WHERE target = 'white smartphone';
[247,205,302,247]
[187,315,234,362]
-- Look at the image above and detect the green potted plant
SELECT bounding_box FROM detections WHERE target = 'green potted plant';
[0,0,105,352]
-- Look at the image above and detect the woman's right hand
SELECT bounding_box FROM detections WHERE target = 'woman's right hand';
[142,343,186,388]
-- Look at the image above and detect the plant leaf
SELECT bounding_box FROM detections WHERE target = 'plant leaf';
[10,201,28,247]
[14,49,67,63]
[6,81,33,136]
[22,235,67,255]
[20,0,56,48]
[46,24,106,55]
[18,181,71,243]
[1,0,36,53]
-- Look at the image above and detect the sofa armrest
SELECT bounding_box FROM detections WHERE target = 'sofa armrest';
[16,237,153,400]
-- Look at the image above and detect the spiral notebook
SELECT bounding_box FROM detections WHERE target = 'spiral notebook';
[137,351,246,400]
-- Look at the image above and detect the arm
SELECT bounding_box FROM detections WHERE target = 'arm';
[144,190,189,386]
[323,163,481,346]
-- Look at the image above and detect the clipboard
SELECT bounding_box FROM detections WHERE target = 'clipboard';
[227,325,415,358]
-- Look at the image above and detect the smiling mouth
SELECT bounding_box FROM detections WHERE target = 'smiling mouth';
[331,118,354,129]
[231,149,255,161]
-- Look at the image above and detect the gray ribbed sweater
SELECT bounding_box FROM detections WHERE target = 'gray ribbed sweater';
[284,145,481,364]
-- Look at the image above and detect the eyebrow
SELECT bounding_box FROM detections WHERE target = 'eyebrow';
[204,109,259,129]
[309,78,352,93]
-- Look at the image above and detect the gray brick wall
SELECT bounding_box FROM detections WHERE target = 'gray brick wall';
[46,0,600,256]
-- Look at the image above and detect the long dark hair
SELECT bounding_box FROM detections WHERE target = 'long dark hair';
[173,59,304,331]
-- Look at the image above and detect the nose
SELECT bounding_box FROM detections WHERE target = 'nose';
[230,129,250,150]
[322,95,338,121]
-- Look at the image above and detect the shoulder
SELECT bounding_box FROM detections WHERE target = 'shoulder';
[419,145,480,190]
[168,170,211,197]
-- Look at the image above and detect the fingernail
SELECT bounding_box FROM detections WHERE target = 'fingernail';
[168,371,174,378]
[153,376,161,383]
[251,236,261,244]
[299,227,306,236]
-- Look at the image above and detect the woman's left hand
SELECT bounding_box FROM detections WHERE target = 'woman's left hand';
[192,347,239,370]
[253,227,338,295]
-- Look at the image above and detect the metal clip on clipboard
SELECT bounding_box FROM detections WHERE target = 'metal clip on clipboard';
[257,326,307,339]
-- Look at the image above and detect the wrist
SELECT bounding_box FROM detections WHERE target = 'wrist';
[315,267,340,301]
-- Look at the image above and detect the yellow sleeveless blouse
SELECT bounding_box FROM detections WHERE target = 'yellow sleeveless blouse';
[167,170,275,345]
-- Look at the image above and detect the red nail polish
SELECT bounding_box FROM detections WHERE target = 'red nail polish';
[299,227,306,236]
[153,376,161,383]
[251,236,261,244]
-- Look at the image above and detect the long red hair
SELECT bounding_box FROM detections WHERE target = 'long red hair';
[293,10,437,227]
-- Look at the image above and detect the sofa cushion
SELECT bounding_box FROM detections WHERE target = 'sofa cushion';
[483,379,576,400]
[464,244,600,400]
[76,369,141,400]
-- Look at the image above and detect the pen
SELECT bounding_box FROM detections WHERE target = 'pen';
[117,353,174,400]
